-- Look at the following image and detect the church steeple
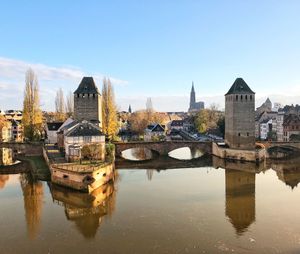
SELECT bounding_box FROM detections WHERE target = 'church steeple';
[189,81,196,110]
[128,104,132,113]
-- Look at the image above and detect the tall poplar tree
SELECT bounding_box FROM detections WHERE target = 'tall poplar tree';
[55,88,66,121]
[22,68,43,141]
[102,78,118,139]
[65,91,74,118]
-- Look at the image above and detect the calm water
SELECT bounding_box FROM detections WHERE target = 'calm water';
[1,153,300,253]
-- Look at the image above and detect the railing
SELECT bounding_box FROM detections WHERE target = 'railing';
[51,161,112,173]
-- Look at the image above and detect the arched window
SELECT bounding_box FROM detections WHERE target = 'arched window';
[77,94,79,98]
[245,95,248,100]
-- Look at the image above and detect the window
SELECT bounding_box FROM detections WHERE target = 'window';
[241,95,243,100]
[93,94,95,98]
[63,174,69,179]
[245,95,248,100]
[77,94,79,98]
[247,132,249,136]
[250,95,252,101]
[82,94,85,98]
[238,133,241,136]
[236,95,238,101]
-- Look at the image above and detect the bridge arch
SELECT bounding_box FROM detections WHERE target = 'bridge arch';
[114,141,212,159]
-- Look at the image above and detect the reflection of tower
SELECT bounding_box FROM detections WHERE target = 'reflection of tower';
[49,180,116,239]
[0,175,9,189]
[20,173,44,240]
[146,169,154,181]
[225,169,255,235]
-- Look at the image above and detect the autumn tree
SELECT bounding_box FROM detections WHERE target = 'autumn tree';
[22,69,43,141]
[194,104,221,134]
[128,110,165,135]
[65,91,74,118]
[54,88,66,121]
[102,78,118,140]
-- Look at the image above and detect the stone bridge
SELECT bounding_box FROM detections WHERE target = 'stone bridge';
[259,141,300,150]
[114,141,212,157]
[259,141,300,159]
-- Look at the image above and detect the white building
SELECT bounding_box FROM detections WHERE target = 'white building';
[144,124,165,141]
[64,120,105,162]
[46,122,64,144]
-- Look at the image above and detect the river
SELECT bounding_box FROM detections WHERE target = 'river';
[0,147,300,253]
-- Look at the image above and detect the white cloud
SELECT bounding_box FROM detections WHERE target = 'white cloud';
[0,56,128,110]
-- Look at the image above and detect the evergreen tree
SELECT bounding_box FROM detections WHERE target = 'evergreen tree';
[22,69,43,141]
[102,78,118,139]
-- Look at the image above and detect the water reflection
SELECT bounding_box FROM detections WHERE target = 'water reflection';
[225,169,256,236]
[49,181,116,239]
[168,147,203,160]
[267,157,300,190]
[122,148,153,161]
[20,173,44,240]
[0,148,13,166]
[0,175,9,189]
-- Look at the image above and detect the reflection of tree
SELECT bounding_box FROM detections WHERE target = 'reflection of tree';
[146,169,154,181]
[0,175,9,189]
[225,169,255,236]
[20,173,44,240]
[131,148,152,160]
[0,148,13,166]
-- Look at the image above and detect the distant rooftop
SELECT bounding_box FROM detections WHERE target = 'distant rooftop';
[225,78,255,95]
[74,77,100,95]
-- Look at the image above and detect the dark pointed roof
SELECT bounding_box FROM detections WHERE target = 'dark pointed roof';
[74,77,100,94]
[265,98,271,103]
[225,78,255,95]
[191,82,195,93]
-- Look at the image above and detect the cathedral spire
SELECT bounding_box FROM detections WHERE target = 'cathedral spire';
[189,82,196,110]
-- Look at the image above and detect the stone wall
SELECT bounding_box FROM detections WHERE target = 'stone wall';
[225,94,255,149]
[74,93,102,126]
[212,142,266,162]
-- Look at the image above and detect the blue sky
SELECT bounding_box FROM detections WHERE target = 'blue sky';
[1,0,300,111]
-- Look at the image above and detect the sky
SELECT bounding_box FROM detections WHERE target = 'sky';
[1,0,300,112]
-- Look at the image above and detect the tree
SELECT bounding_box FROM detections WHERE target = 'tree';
[128,110,165,135]
[102,78,118,140]
[65,91,74,118]
[55,88,66,121]
[22,69,43,141]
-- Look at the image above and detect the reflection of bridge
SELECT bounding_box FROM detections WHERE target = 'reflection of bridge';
[259,141,300,159]
[114,141,212,157]
[116,154,212,170]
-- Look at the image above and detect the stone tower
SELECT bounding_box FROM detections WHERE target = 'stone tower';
[74,77,102,128]
[189,82,196,110]
[225,78,255,149]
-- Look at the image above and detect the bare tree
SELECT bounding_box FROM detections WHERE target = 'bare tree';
[22,68,43,141]
[55,88,65,121]
[65,91,74,118]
